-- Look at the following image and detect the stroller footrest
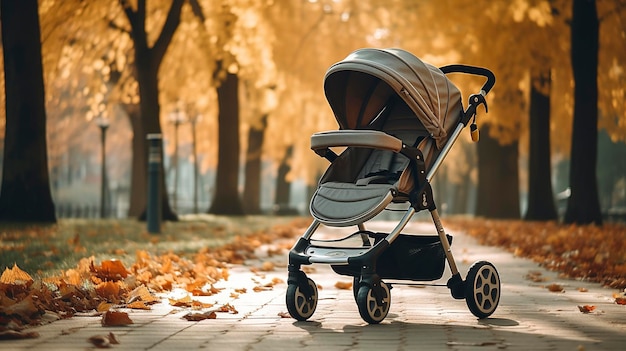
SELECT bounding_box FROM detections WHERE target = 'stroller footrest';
[305,245,371,264]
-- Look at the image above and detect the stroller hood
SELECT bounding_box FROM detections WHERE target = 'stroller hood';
[324,48,462,149]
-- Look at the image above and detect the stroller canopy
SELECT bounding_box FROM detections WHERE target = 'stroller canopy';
[324,48,462,149]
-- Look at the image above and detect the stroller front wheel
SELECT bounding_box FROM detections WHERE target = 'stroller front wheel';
[465,261,500,319]
[286,277,318,321]
[356,280,391,324]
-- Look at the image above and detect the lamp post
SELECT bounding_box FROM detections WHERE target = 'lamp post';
[96,116,110,218]
[169,109,185,212]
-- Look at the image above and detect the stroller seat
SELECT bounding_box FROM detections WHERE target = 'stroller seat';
[311,182,394,224]
[310,96,441,226]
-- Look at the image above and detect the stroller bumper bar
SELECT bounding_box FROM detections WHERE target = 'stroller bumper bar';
[311,130,403,153]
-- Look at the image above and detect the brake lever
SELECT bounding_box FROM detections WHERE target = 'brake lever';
[469,93,488,113]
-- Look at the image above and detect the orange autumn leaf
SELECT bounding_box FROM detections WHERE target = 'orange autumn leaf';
[127,286,159,305]
[577,305,596,313]
[217,303,238,314]
[95,281,120,299]
[0,264,34,285]
[91,260,129,281]
[546,283,564,292]
[615,297,626,305]
[182,311,216,321]
[168,295,193,307]
[127,301,151,310]
[96,302,113,312]
[260,261,275,272]
[335,281,353,290]
[168,295,212,309]
[101,310,133,327]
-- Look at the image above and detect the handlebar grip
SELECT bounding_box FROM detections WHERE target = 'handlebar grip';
[439,64,496,95]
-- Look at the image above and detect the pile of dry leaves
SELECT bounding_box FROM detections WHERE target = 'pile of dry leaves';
[445,218,626,290]
[0,219,307,340]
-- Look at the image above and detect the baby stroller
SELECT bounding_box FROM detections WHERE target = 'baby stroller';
[286,48,501,324]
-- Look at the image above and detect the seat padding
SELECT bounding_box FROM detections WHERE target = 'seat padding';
[311,182,393,225]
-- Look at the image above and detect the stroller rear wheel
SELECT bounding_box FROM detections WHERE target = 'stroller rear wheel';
[286,277,318,321]
[356,280,391,324]
[352,276,360,300]
[465,261,500,319]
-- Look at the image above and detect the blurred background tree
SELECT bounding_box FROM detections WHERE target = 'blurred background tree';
[0,0,56,223]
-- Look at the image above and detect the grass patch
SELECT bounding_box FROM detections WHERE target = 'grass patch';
[0,214,302,278]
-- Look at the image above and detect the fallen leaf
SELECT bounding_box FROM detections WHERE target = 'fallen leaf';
[615,297,626,305]
[0,264,34,285]
[278,311,291,318]
[97,302,113,312]
[260,261,275,272]
[87,333,120,348]
[1,295,40,318]
[334,281,353,290]
[91,260,129,281]
[547,283,564,292]
[217,303,238,314]
[107,332,120,344]
[127,286,159,305]
[101,310,133,327]
[577,305,596,313]
[127,301,151,310]
[182,311,217,321]
[525,271,548,283]
[95,281,120,300]
[88,335,111,348]
[577,287,588,292]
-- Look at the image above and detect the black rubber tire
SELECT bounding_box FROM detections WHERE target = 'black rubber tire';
[465,261,500,319]
[286,277,318,321]
[356,281,390,324]
[352,276,360,301]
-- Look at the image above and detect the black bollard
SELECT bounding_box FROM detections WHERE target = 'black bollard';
[146,134,162,234]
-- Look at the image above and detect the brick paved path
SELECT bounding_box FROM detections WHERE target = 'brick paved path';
[1,221,625,350]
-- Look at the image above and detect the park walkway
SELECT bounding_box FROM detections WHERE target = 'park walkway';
[1,220,624,350]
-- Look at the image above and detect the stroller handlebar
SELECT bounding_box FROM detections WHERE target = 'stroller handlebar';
[439,65,496,95]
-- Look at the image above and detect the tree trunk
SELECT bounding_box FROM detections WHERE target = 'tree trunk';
[133,53,177,221]
[243,115,268,214]
[274,146,295,215]
[476,125,520,219]
[208,72,244,215]
[126,104,146,217]
[121,0,183,221]
[0,0,56,223]
[525,68,557,221]
[564,0,602,225]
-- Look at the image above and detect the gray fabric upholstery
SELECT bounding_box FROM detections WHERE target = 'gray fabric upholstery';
[311,183,393,225]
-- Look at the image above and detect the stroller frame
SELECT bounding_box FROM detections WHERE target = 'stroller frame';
[286,51,500,324]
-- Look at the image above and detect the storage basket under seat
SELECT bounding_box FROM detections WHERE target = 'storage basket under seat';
[331,233,452,281]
